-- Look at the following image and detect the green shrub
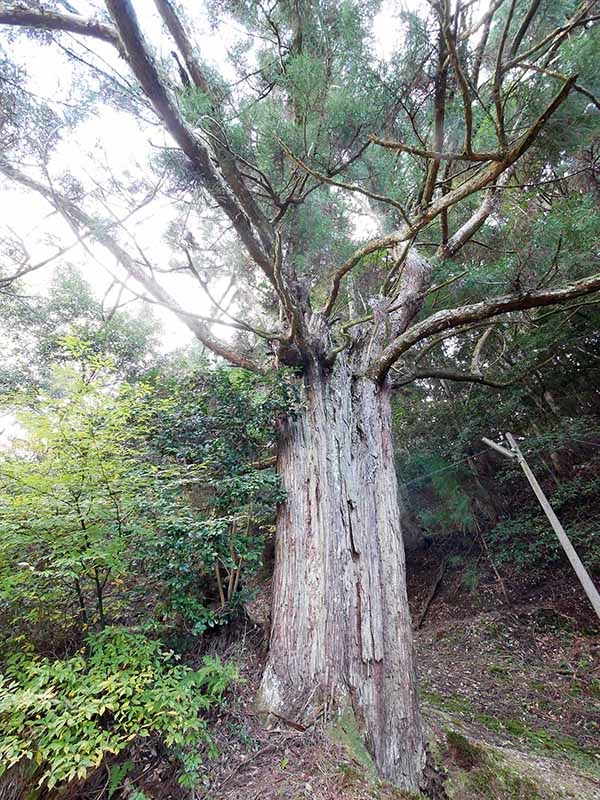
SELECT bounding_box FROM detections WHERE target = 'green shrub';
[0,357,296,646]
[0,627,238,791]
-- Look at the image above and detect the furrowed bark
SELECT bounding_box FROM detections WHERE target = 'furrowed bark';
[439,168,514,258]
[388,248,435,336]
[256,353,424,791]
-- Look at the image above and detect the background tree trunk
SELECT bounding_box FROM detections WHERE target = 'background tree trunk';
[256,357,424,791]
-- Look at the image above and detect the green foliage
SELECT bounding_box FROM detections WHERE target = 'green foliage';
[487,476,600,574]
[0,266,158,393]
[178,86,214,127]
[394,274,600,580]
[404,452,476,536]
[0,342,298,645]
[0,627,238,791]
[0,344,281,793]
[0,355,185,643]
[136,366,296,635]
[108,761,133,798]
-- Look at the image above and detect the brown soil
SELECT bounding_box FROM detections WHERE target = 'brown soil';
[409,552,600,753]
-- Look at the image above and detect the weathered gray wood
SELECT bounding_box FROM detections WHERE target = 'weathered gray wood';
[256,352,424,790]
[481,436,515,459]
[504,433,600,620]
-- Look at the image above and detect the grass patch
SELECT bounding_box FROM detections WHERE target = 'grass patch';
[421,692,600,779]
[445,730,550,799]
[455,757,546,800]
[420,689,474,715]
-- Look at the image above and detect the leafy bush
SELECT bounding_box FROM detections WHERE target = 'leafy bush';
[0,627,238,791]
[0,356,296,645]
[136,367,297,634]
[0,361,197,644]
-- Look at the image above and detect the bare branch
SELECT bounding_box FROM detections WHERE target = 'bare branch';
[0,240,77,286]
[321,233,397,317]
[509,0,543,58]
[421,21,448,205]
[514,62,600,112]
[0,2,123,52]
[152,0,274,254]
[502,0,599,71]
[0,0,276,282]
[391,367,515,389]
[101,0,275,283]
[471,5,495,87]
[368,135,500,164]
[277,137,410,223]
[182,248,281,341]
[493,0,517,147]
[152,0,212,94]
[385,248,435,342]
[372,271,600,381]
[0,158,264,372]
[323,77,576,317]
[470,324,495,374]
[439,6,475,159]
[459,0,506,42]
[408,269,468,310]
[247,455,277,470]
[414,321,498,365]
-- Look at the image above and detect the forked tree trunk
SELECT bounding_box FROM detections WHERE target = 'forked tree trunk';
[256,356,424,790]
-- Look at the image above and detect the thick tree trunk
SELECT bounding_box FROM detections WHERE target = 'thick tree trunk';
[256,358,424,791]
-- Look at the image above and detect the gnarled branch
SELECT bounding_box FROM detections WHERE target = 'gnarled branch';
[368,136,500,164]
[277,137,410,223]
[323,76,576,318]
[439,168,514,259]
[372,271,600,381]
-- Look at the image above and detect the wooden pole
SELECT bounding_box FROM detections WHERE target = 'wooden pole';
[482,433,600,621]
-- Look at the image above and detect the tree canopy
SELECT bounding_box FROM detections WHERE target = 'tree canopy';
[0,0,599,380]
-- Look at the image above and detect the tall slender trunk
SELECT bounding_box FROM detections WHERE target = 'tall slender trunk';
[73,578,88,626]
[256,357,424,790]
[93,567,106,629]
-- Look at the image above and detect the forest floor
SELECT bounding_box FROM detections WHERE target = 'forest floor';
[137,553,600,800]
